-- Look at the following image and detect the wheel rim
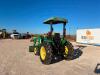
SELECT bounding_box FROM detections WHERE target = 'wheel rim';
[65,46,68,55]
[40,46,46,60]
[34,47,37,54]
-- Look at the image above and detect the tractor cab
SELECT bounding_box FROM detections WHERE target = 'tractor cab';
[43,17,68,39]
[43,17,68,46]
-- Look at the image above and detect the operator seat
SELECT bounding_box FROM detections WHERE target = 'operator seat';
[53,33,61,45]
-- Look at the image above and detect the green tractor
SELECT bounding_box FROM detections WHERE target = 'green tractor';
[1,29,8,39]
[29,17,74,64]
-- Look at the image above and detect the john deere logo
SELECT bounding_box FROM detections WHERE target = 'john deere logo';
[86,30,91,36]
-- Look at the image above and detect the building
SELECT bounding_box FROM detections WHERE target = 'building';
[76,28,100,45]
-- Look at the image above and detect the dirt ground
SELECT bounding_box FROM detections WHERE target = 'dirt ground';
[0,39,100,75]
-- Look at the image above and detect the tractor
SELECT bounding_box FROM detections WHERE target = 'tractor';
[29,17,74,64]
[0,29,9,39]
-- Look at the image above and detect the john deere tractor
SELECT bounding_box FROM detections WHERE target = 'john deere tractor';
[29,17,74,64]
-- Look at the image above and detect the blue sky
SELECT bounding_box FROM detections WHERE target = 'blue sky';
[0,0,100,35]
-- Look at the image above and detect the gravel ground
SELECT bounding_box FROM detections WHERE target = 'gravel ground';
[0,39,100,75]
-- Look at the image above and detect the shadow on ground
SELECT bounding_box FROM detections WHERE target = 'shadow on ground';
[51,45,86,64]
[94,63,100,74]
[75,45,87,50]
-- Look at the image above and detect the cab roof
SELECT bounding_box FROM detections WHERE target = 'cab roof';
[43,17,68,25]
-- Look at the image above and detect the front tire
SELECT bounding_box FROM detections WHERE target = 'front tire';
[40,42,53,65]
[34,47,39,55]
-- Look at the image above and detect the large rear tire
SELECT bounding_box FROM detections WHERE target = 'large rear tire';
[40,42,53,65]
[64,42,74,59]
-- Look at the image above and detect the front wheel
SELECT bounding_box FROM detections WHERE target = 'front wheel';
[40,42,53,65]
[34,47,39,55]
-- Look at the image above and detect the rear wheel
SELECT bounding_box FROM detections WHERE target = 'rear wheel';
[40,42,53,65]
[64,42,74,59]
[64,46,69,58]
